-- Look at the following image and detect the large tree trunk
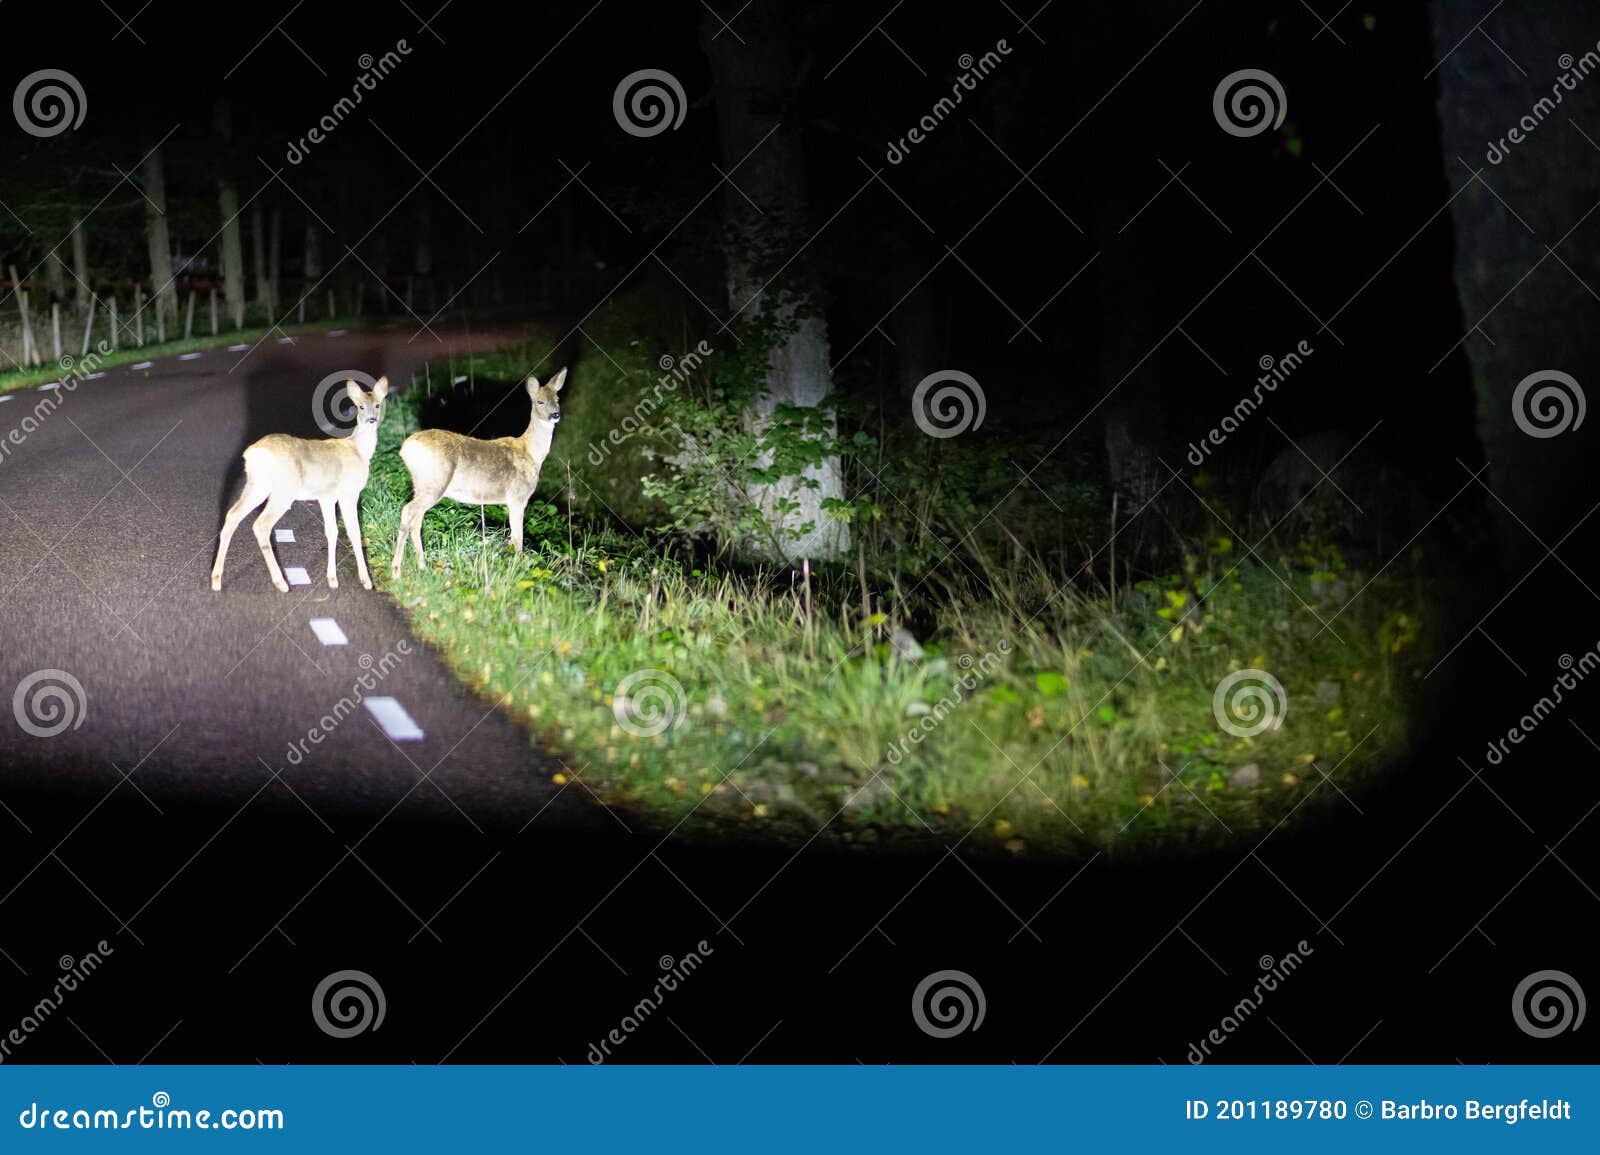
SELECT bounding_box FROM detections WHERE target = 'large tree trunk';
[69,220,88,309]
[1431,2,1598,545]
[702,0,849,563]
[142,146,179,331]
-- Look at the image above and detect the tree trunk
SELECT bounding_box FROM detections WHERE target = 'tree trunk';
[1430,1,1598,545]
[70,220,89,309]
[214,100,247,329]
[702,0,849,562]
[45,248,67,302]
[304,215,323,282]
[142,146,179,331]
[414,189,433,310]
[268,203,283,317]
[219,184,246,327]
[251,203,269,314]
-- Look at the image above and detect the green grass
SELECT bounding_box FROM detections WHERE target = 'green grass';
[0,317,358,395]
[362,332,1428,858]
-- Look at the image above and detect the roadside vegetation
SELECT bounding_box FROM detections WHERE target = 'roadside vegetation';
[362,306,1432,858]
[0,318,354,396]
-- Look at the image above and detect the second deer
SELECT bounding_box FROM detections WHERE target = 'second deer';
[391,367,566,579]
[211,378,389,592]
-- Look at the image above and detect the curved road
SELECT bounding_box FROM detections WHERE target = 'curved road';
[0,325,597,828]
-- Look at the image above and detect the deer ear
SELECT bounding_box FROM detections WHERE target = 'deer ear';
[548,367,568,394]
[372,376,389,401]
[344,381,364,405]
[525,375,540,397]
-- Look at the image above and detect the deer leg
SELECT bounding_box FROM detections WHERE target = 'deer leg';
[340,495,372,589]
[409,499,431,571]
[507,497,527,555]
[252,494,295,593]
[393,496,429,579]
[212,477,267,590]
[320,498,340,589]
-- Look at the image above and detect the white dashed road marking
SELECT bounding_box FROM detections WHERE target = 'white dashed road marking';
[275,529,295,543]
[364,697,424,741]
[38,382,61,390]
[284,567,312,586]
[309,618,348,646]
[131,361,154,370]
[179,352,202,360]
[227,344,250,351]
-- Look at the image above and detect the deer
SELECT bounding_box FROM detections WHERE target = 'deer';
[211,378,389,593]
[391,367,566,579]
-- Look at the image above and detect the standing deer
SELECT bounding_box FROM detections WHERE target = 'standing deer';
[391,367,566,578]
[211,378,389,592]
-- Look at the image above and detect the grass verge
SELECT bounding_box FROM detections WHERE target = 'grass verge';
[0,318,357,395]
[363,332,1430,858]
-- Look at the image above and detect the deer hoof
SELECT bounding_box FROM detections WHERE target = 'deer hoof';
[328,576,339,590]
[210,575,222,591]
[360,577,373,590]
[273,579,290,593]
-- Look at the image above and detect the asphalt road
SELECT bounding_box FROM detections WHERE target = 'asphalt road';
[0,325,596,828]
